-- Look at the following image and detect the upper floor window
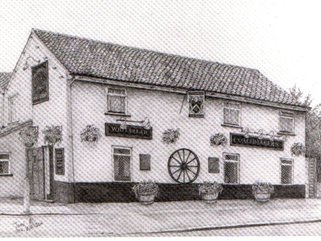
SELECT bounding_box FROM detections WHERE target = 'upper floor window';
[188,91,205,118]
[107,88,127,114]
[223,153,240,184]
[32,61,49,105]
[279,111,295,134]
[223,102,241,126]
[281,159,293,184]
[0,153,10,175]
[8,95,17,123]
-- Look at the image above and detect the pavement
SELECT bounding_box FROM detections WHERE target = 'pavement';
[0,197,321,236]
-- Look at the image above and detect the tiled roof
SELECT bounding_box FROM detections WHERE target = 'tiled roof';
[0,72,11,91]
[33,29,304,107]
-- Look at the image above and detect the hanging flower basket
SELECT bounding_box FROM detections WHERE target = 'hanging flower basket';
[42,126,62,145]
[291,142,305,156]
[198,181,223,204]
[19,126,39,147]
[252,182,274,203]
[210,133,227,146]
[81,125,101,143]
[132,181,159,205]
[162,128,180,144]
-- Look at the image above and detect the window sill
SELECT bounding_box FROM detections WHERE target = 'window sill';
[105,112,131,118]
[188,114,204,118]
[221,124,242,129]
[277,132,296,136]
[0,174,13,177]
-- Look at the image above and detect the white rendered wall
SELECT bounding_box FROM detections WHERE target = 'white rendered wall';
[71,81,307,186]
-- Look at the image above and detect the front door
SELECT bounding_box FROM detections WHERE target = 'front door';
[27,147,45,200]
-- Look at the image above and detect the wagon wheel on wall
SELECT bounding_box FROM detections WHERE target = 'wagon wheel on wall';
[167,148,200,183]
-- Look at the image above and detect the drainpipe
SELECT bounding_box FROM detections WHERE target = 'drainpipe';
[1,92,4,128]
[67,76,76,198]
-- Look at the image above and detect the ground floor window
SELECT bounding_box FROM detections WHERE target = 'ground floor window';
[281,159,293,184]
[0,153,10,175]
[113,147,131,181]
[223,153,240,184]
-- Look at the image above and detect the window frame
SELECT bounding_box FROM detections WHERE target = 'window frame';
[106,87,128,115]
[112,146,132,182]
[187,91,205,118]
[223,101,241,127]
[279,111,295,135]
[0,152,11,175]
[280,158,294,185]
[223,152,240,184]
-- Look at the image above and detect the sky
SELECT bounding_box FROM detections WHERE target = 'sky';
[0,0,321,106]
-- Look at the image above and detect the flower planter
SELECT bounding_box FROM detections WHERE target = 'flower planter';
[201,192,219,204]
[198,181,223,204]
[252,182,274,203]
[253,192,271,203]
[137,191,157,205]
[133,181,158,205]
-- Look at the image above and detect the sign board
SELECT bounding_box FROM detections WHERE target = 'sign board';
[32,61,49,105]
[208,157,220,173]
[139,154,151,171]
[55,148,65,175]
[105,123,152,140]
[230,133,284,151]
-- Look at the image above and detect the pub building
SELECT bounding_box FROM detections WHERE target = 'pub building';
[0,29,312,203]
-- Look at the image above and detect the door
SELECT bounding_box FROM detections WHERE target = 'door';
[27,147,45,200]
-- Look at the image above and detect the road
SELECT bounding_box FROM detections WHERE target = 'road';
[137,221,321,236]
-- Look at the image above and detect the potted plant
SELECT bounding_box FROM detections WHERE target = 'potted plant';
[198,181,223,203]
[42,125,62,145]
[162,128,180,144]
[291,142,305,156]
[80,125,101,143]
[210,133,227,146]
[252,182,274,203]
[132,181,159,205]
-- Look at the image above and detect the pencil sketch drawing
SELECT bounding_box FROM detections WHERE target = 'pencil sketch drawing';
[0,0,321,237]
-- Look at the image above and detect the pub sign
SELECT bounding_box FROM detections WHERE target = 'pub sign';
[230,133,284,151]
[32,61,49,105]
[105,123,152,140]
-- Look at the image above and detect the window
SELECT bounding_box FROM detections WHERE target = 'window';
[223,153,240,184]
[8,95,17,123]
[0,153,10,175]
[279,111,295,134]
[223,102,240,126]
[107,88,127,114]
[188,91,205,117]
[113,147,131,181]
[281,159,293,184]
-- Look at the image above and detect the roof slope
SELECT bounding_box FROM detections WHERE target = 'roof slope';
[0,72,12,91]
[33,29,303,107]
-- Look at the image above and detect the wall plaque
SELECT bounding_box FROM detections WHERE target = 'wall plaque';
[32,61,49,105]
[55,148,65,175]
[139,154,151,171]
[208,157,220,173]
[230,133,284,151]
[105,123,152,140]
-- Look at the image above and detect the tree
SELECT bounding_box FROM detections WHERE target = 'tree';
[289,85,321,158]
